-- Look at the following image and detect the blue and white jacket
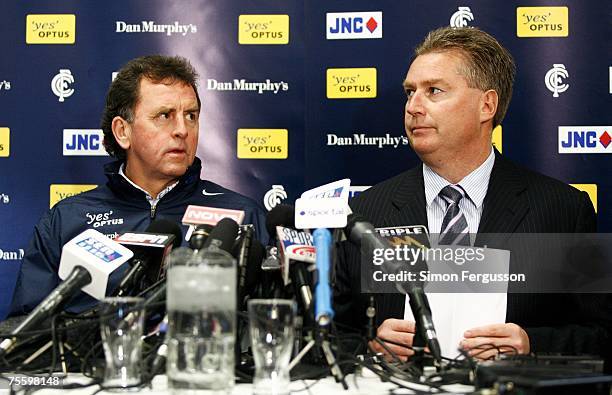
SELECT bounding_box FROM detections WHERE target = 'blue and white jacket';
[9,158,268,315]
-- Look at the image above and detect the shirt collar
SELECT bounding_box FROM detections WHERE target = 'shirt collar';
[118,163,179,203]
[423,147,495,209]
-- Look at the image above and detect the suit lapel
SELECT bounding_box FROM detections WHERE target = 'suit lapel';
[476,151,529,246]
[387,165,428,228]
[376,165,428,324]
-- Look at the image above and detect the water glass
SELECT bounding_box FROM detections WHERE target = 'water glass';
[166,249,236,394]
[248,299,296,395]
[99,297,145,390]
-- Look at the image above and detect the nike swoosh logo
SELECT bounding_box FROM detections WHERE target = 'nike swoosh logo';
[202,189,224,196]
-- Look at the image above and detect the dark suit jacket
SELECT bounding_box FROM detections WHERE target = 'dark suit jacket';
[335,151,611,360]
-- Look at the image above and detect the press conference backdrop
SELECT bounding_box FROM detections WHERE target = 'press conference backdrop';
[0,1,610,318]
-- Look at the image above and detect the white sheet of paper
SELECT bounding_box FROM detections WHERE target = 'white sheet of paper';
[403,247,509,359]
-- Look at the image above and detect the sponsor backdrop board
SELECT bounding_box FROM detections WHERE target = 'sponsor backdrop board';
[0,1,610,317]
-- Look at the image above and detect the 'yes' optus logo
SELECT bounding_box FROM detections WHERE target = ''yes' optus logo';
[517,7,568,37]
[327,68,377,99]
[26,14,75,44]
[237,129,288,159]
[558,126,611,154]
[326,12,382,40]
[50,184,97,208]
[0,127,9,157]
[238,15,289,44]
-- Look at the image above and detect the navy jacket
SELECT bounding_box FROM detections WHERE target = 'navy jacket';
[9,158,268,315]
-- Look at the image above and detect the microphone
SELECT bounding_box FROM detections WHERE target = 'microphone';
[112,219,182,296]
[236,230,265,310]
[0,229,134,357]
[266,204,295,236]
[181,205,244,242]
[276,226,316,312]
[202,217,239,252]
[344,213,442,365]
[313,228,333,326]
[189,224,213,251]
[289,259,313,313]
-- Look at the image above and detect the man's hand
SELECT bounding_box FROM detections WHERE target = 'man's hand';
[460,323,530,360]
[368,319,416,361]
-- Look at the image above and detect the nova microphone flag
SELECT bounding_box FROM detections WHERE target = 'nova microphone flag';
[181,205,245,241]
[182,205,245,225]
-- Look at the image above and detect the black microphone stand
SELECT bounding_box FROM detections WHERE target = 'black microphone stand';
[288,316,348,389]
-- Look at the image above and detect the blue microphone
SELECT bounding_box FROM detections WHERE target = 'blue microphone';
[313,228,333,326]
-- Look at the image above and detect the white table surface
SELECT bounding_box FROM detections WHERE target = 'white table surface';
[1,370,473,395]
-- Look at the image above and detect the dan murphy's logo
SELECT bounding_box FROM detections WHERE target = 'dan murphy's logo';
[517,7,568,37]
[558,126,611,154]
[327,133,408,148]
[115,21,197,36]
[237,129,288,159]
[450,7,474,27]
[26,14,75,44]
[326,12,382,40]
[239,15,289,44]
[207,79,288,94]
[327,68,376,99]
[545,64,569,97]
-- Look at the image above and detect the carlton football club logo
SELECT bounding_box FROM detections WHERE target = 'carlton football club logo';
[450,7,474,27]
[264,184,288,211]
[545,64,569,97]
[51,69,74,102]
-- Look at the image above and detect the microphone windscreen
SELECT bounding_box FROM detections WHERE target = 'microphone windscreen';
[189,224,213,250]
[203,217,239,253]
[146,219,183,248]
[265,204,295,236]
[245,240,265,290]
[344,213,370,244]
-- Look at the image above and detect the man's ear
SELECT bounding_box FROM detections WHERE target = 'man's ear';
[480,89,498,124]
[111,116,131,150]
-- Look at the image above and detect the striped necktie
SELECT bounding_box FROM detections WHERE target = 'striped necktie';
[439,185,470,246]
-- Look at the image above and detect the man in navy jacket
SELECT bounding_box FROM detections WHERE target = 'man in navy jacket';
[10,55,267,315]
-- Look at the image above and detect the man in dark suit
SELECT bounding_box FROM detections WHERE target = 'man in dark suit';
[335,27,610,362]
